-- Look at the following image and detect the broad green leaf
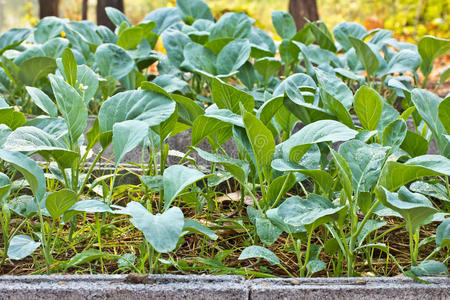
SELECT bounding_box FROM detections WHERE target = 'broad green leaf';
[266,173,296,208]
[26,87,58,117]
[438,96,450,134]
[191,115,232,146]
[211,77,254,114]
[176,0,214,23]
[18,57,57,86]
[45,189,77,220]
[162,29,191,68]
[383,50,421,75]
[401,131,429,157]
[357,219,386,246]
[153,75,188,93]
[76,65,99,106]
[278,120,358,162]
[354,86,383,131]
[249,26,276,58]
[4,126,78,168]
[271,11,296,40]
[105,7,131,27]
[182,42,217,75]
[349,36,379,77]
[113,120,148,166]
[243,111,275,170]
[0,108,26,130]
[69,199,113,213]
[98,89,175,148]
[0,125,12,148]
[382,119,407,148]
[436,218,450,248]
[209,12,252,40]
[254,57,281,83]
[320,89,353,128]
[142,7,181,35]
[120,201,184,253]
[62,48,77,86]
[256,217,282,245]
[411,89,449,157]
[278,195,346,230]
[333,22,367,51]
[438,66,450,86]
[410,181,449,202]
[163,165,208,210]
[8,235,41,260]
[273,73,316,100]
[239,245,280,265]
[194,147,249,184]
[339,140,388,193]
[309,21,337,52]
[117,26,144,50]
[64,249,113,269]
[330,149,353,199]
[183,219,218,240]
[216,39,251,75]
[95,43,134,80]
[49,74,88,145]
[378,155,450,191]
[418,36,450,79]
[34,17,67,44]
[410,260,449,276]
[306,260,327,275]
[377,186,437,234]
[0,150,46,200]
[0,172,11,202]
[170,94,204,125]
[0,28,31,55]
[316,69,353,110]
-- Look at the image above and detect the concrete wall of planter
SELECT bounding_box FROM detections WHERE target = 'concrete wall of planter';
[0,274,448,300]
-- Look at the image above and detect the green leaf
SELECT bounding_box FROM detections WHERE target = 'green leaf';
[45,189,77,220]
[64,249,113,269]
[142,7,181,36]
[357,219,386,246]
[49,74,88,145]
[8,235,40,260]
[339,140,388,193]
[176,0,214,23]
[377,186,437,234]
[378,155,450,191]
[354,85,383,131]
[243,111,275,171]
[278,195,346,230]
[438,96,450,134]
[266,173,296,207]
[0,172,11,202]
[162,29,191,68]
[18,57,57,86]
[0,108,26,130]
[316,69,353,110]
[68,199,113,213]
[171,94,204,125]
[117,26,144,50]
[349,36,379,77]
[4,126,79,169]
[410,260,449,276]
[211,77,254,114]
[309,21,336,52]
[183,219,218,240]
[239,245,280,265]
[333,22,367,51]
[0,28,31,55]
[410,181,449,202]
[0,150,46,201]
[216,39,251,75]
[182,42,217,75]
[113,120,148,166]
[382,119,407,148]
[401,131,429,157]
[209,12,252,40]
[62,48,77,86]
[412,89,449,157]
[254,57,281,83]
[438,66,450,86]
[271,10,296,40]
[418,36,450,79]
[76,65,99,106]
[120,201,184,253]
[256,216,282,245]
[436,218,450,248]
[163,165,208,210]
[384,50,421,75]
[306,259,327,275]
[26,87,58,117]
[330,149,353,198]
[98,89,175,148]
[105,7,131,27]
[94,43,134,80]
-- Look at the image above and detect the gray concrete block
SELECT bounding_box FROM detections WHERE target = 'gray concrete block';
[248,277,450,300]
[0,274,248,300]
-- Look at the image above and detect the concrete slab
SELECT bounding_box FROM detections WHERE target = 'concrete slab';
[0,275,448,300]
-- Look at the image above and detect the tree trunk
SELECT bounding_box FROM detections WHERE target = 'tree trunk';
[288,0,319,30]
[39,0,60,18]
[97,0,124,30]
[82,0,89,20]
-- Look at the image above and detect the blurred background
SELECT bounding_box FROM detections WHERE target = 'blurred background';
[0,0,448,41]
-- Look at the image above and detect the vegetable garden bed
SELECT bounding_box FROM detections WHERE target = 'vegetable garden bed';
[0,0,449,282]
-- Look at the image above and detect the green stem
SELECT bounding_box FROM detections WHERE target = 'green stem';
[76,148,105,198]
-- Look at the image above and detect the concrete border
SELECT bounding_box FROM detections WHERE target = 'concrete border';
[0,275,448,300]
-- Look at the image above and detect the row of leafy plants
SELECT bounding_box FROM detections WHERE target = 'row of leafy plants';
[0,0,449,278]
